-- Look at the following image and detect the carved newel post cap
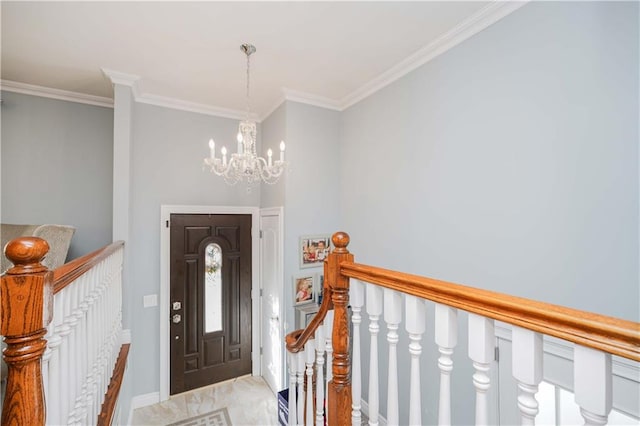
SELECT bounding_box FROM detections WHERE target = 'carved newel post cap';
[4,237,50,275]
[332,232,350,253]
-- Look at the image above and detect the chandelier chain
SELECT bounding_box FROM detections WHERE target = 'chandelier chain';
[245,50,251,120]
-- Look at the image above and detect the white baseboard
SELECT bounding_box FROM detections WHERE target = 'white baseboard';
[360,399,388,426]
[127,391,160,425]
[131,392,160,409]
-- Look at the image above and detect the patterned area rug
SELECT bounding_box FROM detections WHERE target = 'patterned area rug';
[166,408,231,426]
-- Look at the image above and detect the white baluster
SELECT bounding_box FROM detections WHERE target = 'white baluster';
[350,279,364,426]
[574,345,612,425]
[405,295,426,426]
[297,351,305,426]
[383,288,402,426]
[305,338,315,426]
[468,313,495,426]
[46,292,65,426]
[42,327,52,418]
[435,304,458,426]
[315,325,325,426]
[59,287,73,422]
[324,309,334,422]
[512,327,542,425]
[366,284,383,426]
[288,352,298,426]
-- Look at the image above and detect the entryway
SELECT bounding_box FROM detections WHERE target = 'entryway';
[160,206,262,402]
[169,213,252,395]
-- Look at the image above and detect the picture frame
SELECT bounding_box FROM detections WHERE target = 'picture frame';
[293,274,316,306]
[299,234,331,269]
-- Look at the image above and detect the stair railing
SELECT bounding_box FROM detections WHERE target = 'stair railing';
[1,237,128,426]
[285,231,640,426]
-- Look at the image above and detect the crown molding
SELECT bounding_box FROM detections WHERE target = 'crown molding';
[2,2,527,118]
[103,67,254,121]
[102,68,140,89]
[282,88,342,111]
[0,79,113,108]
[136,92,254,122]
[339,0,529,110]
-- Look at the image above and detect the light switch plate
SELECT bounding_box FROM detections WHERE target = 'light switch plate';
[143,294,158,308]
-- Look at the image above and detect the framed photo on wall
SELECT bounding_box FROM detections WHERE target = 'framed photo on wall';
[299,235,331,269]
[293,274,315,306]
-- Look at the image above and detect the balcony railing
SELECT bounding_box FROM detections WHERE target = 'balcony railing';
[285,232,640,425]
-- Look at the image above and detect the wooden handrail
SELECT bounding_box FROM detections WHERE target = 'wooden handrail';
[285,283,333,353]
[339,262,640,362]
[53,240,124,294]
[97,343,131,426]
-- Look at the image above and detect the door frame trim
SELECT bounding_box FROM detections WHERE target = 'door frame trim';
[159,205,260,402]
[259,206,285,391]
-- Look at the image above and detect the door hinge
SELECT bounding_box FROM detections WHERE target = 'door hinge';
[165,220,170,228]
[260,347,263,355]
[260,289,263,297]
[259,229,263,238]
[494,346,500,362]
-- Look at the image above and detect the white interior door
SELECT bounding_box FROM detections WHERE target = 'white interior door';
[260,208,283,393]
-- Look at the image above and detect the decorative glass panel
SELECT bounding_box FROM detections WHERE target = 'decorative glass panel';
[205,243,223,333]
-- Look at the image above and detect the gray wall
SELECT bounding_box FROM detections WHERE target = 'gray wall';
[1,91,113,259]
[129,102,260,396]
[260,102,286,208]
[340,1,638,424]
[281,102,341,335]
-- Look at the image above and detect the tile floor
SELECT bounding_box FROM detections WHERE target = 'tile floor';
[131,375,278,425]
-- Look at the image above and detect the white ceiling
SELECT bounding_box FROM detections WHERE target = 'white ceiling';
[1,1,517,119]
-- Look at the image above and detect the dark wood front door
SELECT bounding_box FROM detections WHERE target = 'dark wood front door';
[169,213,252,395]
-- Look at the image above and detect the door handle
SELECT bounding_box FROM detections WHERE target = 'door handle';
[270,315,279,322]
[172,314,182,324]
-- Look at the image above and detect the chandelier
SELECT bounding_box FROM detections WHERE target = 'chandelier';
[204,44,287,185]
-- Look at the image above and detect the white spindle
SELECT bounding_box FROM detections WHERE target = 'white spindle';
[405,295,426,426]
[315,325,325,426]
[297,351,305,426]
[383,288,402,426]
[324,309,334,422]
[46,293,64,426]
[574,345,612,425]
[305,339,315,426]
[288,352,297,426]
[42,329,51,415]
[435,303,457,426]
[468,313,494,426]
[512,327,542,425]
[366,284,383,426]
[350,279,364,426]
[59,288,72,422]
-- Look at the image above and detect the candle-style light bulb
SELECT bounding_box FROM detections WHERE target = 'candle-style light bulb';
[279,141,286,162]
[237,132,243,154]
[221,146,227,166]
[267,148,273,167]
[209,139,215,159]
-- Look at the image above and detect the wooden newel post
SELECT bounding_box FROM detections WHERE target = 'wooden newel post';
[327,232,354,426]
[1,237,53,426]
